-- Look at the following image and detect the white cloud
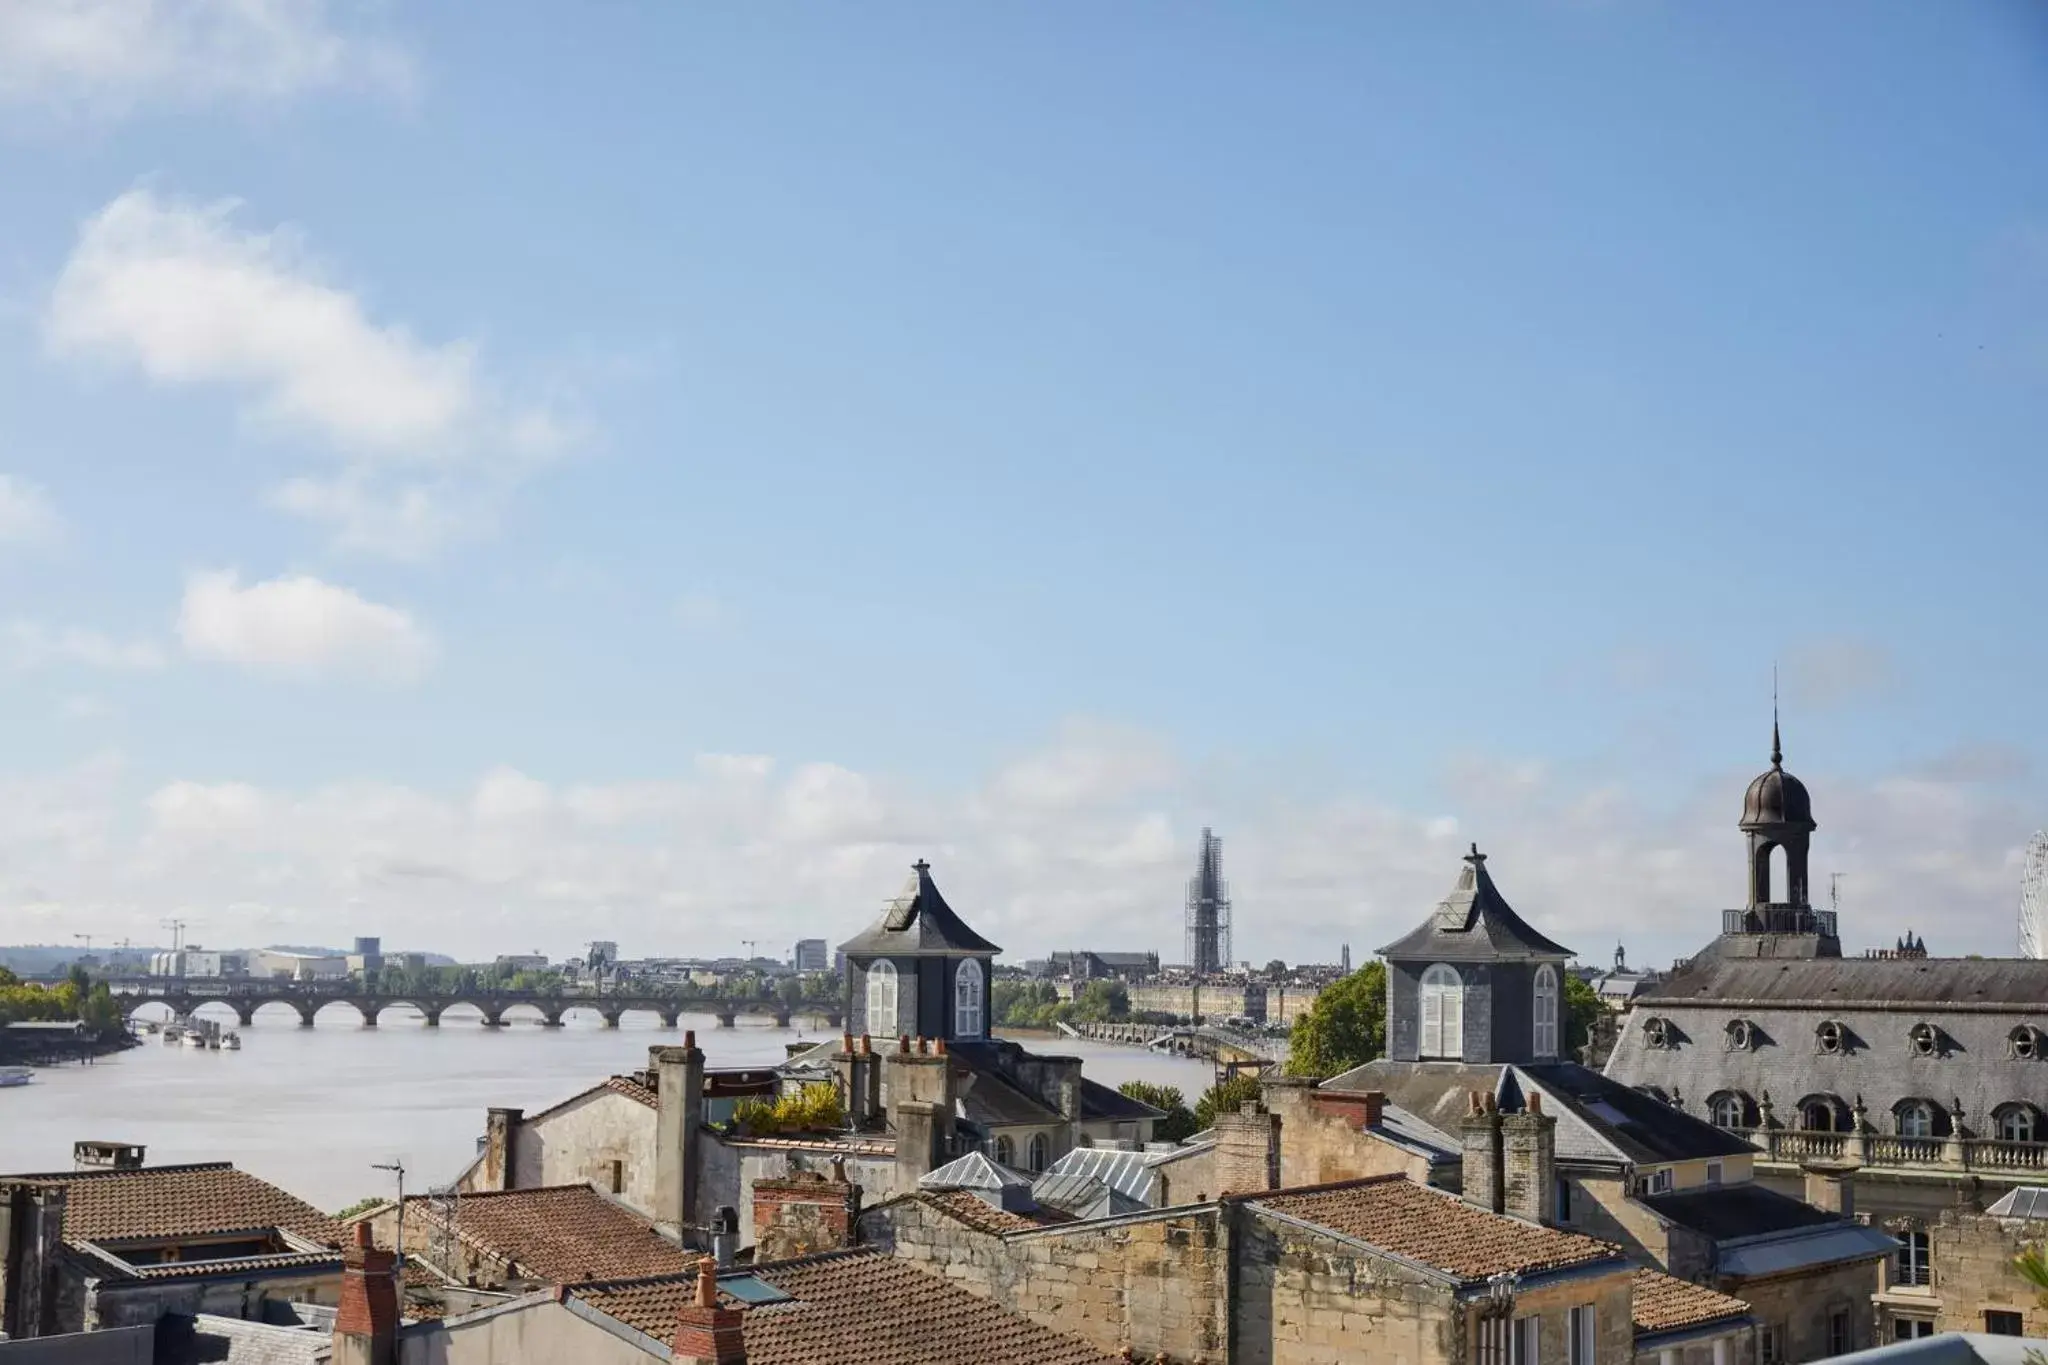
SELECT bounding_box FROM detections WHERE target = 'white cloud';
[177,568,434,680]
[0,0,412,115]
[46,189,571,557]
[0,727,2032,966]
[0,475,62,545]
[7,620,164,670]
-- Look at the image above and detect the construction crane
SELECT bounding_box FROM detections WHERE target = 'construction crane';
[159,918,189,952]
[73,933,93,955]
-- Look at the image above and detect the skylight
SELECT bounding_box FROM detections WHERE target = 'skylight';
[719,1275,792,1305]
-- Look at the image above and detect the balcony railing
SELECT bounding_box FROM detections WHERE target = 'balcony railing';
[1720,907,1840,938]
[1742,1127,2048,1174]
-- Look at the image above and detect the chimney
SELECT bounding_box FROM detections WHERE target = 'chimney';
[0,1182,66,1341]
[835,1035,870,1129]
[1215,1102,1280,1195]
[1360,1090,1385,1128]
[653,1035,706,1243]
[332,1222,398,1365]
[1501,1091,1557,1223]
[1803,1163,1855,1219]
[483,1108,522,1192]
[710,1207,739,1268]
[1460,1090,1505,1215]
[671,1259,746,1364]
[885,1037,956,1188]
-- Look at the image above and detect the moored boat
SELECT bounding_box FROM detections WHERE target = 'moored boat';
[0,1066,32,1088]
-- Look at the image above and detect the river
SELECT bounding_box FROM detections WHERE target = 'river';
[0,1005,1218,1211]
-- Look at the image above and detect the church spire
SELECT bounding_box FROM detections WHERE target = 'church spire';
[1771,667,1783,768]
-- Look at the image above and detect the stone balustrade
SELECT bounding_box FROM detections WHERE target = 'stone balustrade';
[1740,1126,2048,1175]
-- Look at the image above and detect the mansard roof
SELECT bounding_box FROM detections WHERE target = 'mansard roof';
[838,860,1001,959]
[1641,956,2048,1010]
[1377,847,1573,963]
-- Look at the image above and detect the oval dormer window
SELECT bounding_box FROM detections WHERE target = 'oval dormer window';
[1642,1017,1670,1050]
[1909,1022,1940,1058]
[1816,1020,1846,1056]
[2011,1026,2040,1062]
[1725,1019,1754,1053]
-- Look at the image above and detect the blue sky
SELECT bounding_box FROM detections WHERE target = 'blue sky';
[1,2,2044,967]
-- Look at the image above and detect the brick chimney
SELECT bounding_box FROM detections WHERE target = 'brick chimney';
[483,1107,522,1192]
[0,1181,66,1341]
[1215,1102,1280,1195]
[653,1034,706,1243]
[1460,1090,1504,1215]
[1501,1091,1556,1223]
[671,1259,746,1364]
[332,1222,398,1365]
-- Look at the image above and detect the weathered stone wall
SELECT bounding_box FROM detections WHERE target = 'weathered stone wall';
[1560,1175,1709,1280]
[861,1198,1230,1362]
[1232,1212,1455,1365]
[397,1297,651,1365]
[1931,1209,2048,1337]
[1731,1260,1879,1365]
[86,1270,342,1332]
[1264,1084,1439,1191]
[510,1090,657,1215]
[751,1170,858,1262]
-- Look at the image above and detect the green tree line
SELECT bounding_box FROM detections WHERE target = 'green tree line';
[0,965,126,1035]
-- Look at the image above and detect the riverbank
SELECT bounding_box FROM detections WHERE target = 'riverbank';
[0,1028,140,1068]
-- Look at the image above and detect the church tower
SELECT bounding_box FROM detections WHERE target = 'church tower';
[838,860,999,1043]
[1713,719,1839,958]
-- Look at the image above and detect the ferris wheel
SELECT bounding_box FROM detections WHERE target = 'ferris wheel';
[2022,832,2048,960]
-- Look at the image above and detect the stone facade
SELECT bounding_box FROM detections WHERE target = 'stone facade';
[1260,1083,1447,1191]
[490,1087,657,1212]
[750,1167,862,1262]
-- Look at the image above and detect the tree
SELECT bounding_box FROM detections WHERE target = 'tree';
[1564,972,1603,1058]
[1193,1073,1263,1131]
[1067,980,1129,1024]
[1263,959,1288,980]
[1284,963,1385,1079]
[1118,1081,1199,1144]
[335,1196,386,1220]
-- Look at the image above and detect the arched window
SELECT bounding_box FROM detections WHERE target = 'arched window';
[1995,1104,2038,1144]
[1798,1095,1848,1133]
[1419,964,1464,1059]
[1533,965,1559,1058]
[953,959,984,1038]
[865,961,898,1037]
[1896,1100,1937,1139]
[993,1135,1015,1167]
[1027,1133,1050,1172]
[1708,1091,1752,1130]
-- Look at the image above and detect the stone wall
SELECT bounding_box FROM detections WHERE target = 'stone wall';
[1559,1175,1711,1281]
[1931,1208,2048,1337]
[1231,1211,1456,1365]
[1263,1083,1440,1191]
[85,1270,342,1332]
[751,1168,859,1262]
[508,1090,657,1215]
[398,1297,651,1365]
[1729,1261,1878,1365]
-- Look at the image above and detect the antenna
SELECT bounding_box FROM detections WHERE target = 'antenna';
[2022,833,2048,960]
[372,1160,407,1266]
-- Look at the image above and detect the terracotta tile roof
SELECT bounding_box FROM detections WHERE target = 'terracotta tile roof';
[1251,1177,1621,1282]
[1631,1269,1750,1336]
[574,1248,1117,1364]
[921,1190,1073,1236]
[725,1135,896,1157]
[405,1184,696,1285]
[604,1074,658,1108]
[15,1163,342,1247]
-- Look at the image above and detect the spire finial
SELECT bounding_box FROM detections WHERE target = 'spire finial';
[1771,665,1783,768]
[1465,842,1485,865]
[912,858,931,876]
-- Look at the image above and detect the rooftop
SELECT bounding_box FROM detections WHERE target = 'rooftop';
[572,1247,1115,1364]
[1631,1268,1751,1338]
[837,860,1001,959]
[403,1183,696,1285]
[1250,1176,1623,1283]
[1637,1184,1843,1241]
[1377,847,1574,963]
[3,1161,342,1247]
[1642,956,2048,1010]
[919,1189,1073,1235]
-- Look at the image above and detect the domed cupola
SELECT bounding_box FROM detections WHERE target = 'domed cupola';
[1741,722,1815,832]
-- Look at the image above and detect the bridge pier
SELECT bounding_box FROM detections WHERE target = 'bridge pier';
[234,1004,257,1027]
[716,1010,736,1029]
[542,1008,565,1029]
[773,1008,791,1029]
[481,1008,505,1028]
[601,1010,622,1030]
[421,1007,441,1028]
[295,1002,317,1028]
[357,1002,378,1028]
[659,1010,680,1029]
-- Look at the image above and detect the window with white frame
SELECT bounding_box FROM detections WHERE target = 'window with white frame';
[1533,965,1559,1058]
[1897,1101,1936,1139]
[865,960,898,1037]
[1896,1231,1930,1287]
[1567,1306,1594,1365]
[1027,1132,1050,1172]
[1512,1315,1540,1365]
[953,958,984,1038]
[1996,1104,2037,1144]
[1760,1325,1781,1365]
[1421,964,1464,1059]
[1709,1092,1749,1129]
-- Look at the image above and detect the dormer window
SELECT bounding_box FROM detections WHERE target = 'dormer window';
[1642,1017,1671,1050]
[865,961,899,1037]
[1908,1022,1941,1058]
[953,959,984,1039]
[2010,1026,2040,1061]
[1532,964,1559,1058]
[1816,1020,1846,1056]
[1725,1019,1755,1052]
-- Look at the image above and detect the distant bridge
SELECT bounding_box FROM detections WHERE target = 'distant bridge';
[1063,1020,1289,1066]
[100,978,843,1031]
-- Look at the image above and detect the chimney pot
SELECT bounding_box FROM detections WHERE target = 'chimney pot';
[898,1035,910,1053]
[860,1034,872,1055]
[684,1029,697,1049]
[935,1038,947,1056]
[841,1032,854,1054]
[1527,1093,1543,1116]
[354,1221,373,1249]
[696,1259,717,1308]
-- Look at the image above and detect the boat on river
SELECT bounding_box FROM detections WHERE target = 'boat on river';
[0,1066,32,1088]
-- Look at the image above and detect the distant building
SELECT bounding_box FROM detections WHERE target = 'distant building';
[494,954,548,973]
[1046,950,1158,982]
[587,940,618,971]
[792,938,829,973]
[347,935,383,978]
[250,949,348,981]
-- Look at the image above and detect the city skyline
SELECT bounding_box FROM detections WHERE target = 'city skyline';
[0,4,2042,966]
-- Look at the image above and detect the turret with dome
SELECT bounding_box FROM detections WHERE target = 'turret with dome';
[1713,715,1839,957]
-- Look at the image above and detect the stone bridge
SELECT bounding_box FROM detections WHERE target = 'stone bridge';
[103,978,843,1031]
[1064,1019,1289,1065]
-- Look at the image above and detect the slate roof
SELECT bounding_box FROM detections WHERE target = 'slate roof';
[837,861,1001,958]
[1638,1185,1844,1240]
[1377,848,1574,962]
[184,1314,327,1365]
[961,1067,1065,1127]
[1631,1269,1751,1338]
[1643,957,2048,1010]
[7,1162,343,1247]
[1250,1176,1623,1283]
[1321,1060,1754,1167]
[1603,982,2048,1145]
[404,1184,696,1285]
[573,1248,1115,1363]
[1077,1076,1164,1123]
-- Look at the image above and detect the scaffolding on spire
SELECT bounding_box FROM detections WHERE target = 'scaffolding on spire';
[2022,832,2048,960]
[1185,827,1232,975]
